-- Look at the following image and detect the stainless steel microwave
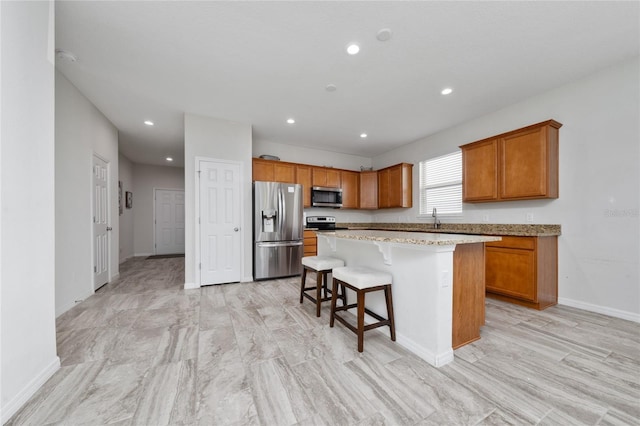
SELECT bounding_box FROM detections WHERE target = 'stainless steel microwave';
[311,186,342,208]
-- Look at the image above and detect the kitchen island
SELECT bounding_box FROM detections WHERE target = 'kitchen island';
[317,230,501,367]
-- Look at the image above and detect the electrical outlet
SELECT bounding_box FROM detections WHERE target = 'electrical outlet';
[526,213,534,223]
[482,214,490,222]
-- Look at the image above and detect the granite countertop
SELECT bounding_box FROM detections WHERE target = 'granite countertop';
[325,229,501,246]
[337,223,561,237]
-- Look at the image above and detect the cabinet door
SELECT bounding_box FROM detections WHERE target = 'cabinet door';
[462,139,498,202]
[359,171,378,209]
[312,167,327,187]
[326,169,341,188]
[485,246,536,302]
[252,159,274,182]
[341,170,359,209]
[296,165,312,208]
[500,126,549,199]
[274,163,295,183]
[377,169,390,208]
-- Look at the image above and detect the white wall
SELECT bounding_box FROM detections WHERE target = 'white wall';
[118,153,134,262]
[132,163,184,256]
[55,71,119,316]
[372,58,640,321]
[184,113,253,287]
[1,1,59,422]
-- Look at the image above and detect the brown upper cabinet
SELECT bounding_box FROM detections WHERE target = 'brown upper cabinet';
[378,163,413,208]
[461,120,561,202]
[295,165,312,207]
[340,170,359,209]
[252,158,413,210]
[359,171,378,209]
[312,167,341,188]
[252,158,295,183]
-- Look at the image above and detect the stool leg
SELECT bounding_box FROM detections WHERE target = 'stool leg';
[357,290,365,352]
[385,285,396,342]
[341,284,347,307]
[299,267,307,304]
[329,278,338,328]
[315,271,323,317]
[322,272,329,299]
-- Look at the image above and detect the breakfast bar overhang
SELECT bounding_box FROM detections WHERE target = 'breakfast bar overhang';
[317,230,501,367]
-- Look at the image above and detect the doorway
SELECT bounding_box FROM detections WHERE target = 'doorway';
[198,160,242,285]
[154,189,185,255]
[92,155,109,290]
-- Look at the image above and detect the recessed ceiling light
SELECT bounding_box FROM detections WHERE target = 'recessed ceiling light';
[346,43,360,55]
[360,133,368,138]
[376,28,392,42]
[144,120,154,126]
[166,157,173,162]
[286,118,295,124]
[441,88,453,95]
[325,84,337,92]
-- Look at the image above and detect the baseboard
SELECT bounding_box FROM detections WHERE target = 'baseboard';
[110,273,120,281]
[134,252,154,257]
[241,275,254,283]
[183,282,200,290]
[1,356,61,424]
[558,297,640,323]
[395,333,455,367]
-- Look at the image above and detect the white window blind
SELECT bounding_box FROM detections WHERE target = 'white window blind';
[419,151,462,215]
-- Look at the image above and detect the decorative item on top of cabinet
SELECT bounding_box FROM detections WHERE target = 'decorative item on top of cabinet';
[312,167,341,188]
[461,120,561,202]
[295,165,312,208]
[485,236,558,310]
[377,163,413,208]
[303,230,317,256]
[252,158,295,183]
[340,170,359,209]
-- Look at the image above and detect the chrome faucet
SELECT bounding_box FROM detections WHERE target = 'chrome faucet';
[432,207,441,229]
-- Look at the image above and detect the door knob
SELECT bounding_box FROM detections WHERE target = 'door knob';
[234,227,239,232]
[106,227,113,231]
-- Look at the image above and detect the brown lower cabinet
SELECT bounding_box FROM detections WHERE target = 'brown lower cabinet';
[485,236,558,310]
[303,230,317,256]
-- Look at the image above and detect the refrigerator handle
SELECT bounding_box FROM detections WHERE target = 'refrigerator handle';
[256,241,303,248]
[278,189,285,234]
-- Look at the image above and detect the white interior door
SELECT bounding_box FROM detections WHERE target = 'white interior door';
[199,161,241,285]
[155,189,185,255]
[92,156,109,289]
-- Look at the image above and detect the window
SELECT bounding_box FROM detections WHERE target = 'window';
[419,151,462,215]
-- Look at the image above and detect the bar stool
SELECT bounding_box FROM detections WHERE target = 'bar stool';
[330,266,396,352]
[300,256,346,317]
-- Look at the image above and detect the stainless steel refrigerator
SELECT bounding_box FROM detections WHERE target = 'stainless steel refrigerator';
[253,181,304,280]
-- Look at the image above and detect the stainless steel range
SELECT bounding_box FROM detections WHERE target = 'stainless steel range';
[306,216,348,231]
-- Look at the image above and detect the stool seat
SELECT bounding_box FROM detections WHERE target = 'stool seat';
[332,266,392,289]
[302,256,345,271]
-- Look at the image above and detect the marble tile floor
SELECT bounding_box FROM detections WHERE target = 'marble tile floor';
[7,256,640,425]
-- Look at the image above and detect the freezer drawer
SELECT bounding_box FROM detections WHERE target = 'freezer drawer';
[254,241,303,280]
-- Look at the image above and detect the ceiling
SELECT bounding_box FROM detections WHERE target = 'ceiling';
[55,1,639,168]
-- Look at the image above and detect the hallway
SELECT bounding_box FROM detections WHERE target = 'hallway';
[7,257,640,425]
